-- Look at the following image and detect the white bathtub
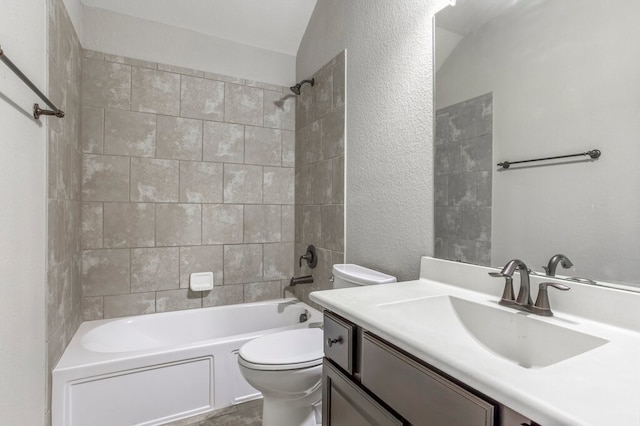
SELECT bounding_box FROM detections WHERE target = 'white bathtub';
[52,298,321,426]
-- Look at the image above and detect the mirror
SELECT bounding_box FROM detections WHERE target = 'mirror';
[434,0,640,289]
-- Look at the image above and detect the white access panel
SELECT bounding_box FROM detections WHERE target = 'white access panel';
[67,357,214,426]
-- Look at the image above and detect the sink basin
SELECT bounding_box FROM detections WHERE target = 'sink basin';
[377,296,608,368]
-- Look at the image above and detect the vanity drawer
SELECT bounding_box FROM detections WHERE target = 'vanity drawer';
[323,312,355,374]
[361,332,495,426]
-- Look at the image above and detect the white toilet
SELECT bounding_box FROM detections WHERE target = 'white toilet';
[237,264,396,426]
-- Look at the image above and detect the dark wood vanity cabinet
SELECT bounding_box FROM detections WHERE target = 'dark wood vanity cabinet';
[322,311,537,426]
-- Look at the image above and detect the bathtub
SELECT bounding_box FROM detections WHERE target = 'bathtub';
[52,298,321,426]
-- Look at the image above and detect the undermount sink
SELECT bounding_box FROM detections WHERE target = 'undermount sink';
[377,296,608,368]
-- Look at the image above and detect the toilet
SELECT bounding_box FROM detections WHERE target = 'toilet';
[237,264,396,426]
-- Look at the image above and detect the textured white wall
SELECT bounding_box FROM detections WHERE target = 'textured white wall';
[0,1,47,424]
[436,0,640,284]
[298,0,451,281]
[82,7,296,86]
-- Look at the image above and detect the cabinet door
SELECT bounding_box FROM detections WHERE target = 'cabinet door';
[361,332,495,426]
[323,359,403,426]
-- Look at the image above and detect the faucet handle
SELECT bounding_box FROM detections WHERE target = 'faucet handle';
[488,272,515,304]
[532,282,570,316]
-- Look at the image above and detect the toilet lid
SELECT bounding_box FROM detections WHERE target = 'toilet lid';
[239,328,323,370]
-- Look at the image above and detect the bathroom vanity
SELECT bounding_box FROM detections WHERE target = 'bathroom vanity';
[311,257,640,426]
[321,311,533,426]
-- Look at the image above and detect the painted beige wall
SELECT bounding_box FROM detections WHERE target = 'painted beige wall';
[0,0,47,424]
[436,0,640,284]
[297,0,451,281]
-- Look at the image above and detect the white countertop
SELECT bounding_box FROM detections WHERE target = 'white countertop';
[310,258,640,426]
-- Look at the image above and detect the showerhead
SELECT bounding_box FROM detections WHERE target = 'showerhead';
[289,78,315,95]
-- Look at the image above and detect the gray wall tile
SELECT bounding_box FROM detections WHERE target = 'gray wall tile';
[301,205,322,245]
[79,49,304,318]
[179,246,224,288]
[103,203,155,248]
[282,205,295,242]
[103,292,155,318]
[80,106,104,154]
[321,106,345,159]
[264,90,295,131]
[223,164,263,204]
[156,289,202,312]
[310,65,333,122]
[263,167,294,204]
[131,247,179,292]
[224,244,262,284]
[298,121,321,165]
[47,258,72,338]
[448,173,476,206]
[435,93,493,266]
[225,83,263,126]
[131,67,181,115]
[130,158,179,202]
[282,130,295,167]
[180,161,223,203]
[462,135,492,172]
[244,205,281,243]
[244,281,281,302]
[156,204,202,246]
[311,159,333,204]
[82,154,129,202]
[81,58,131,109]
[81,202,103,249]
[104,54,158,70]
[203,121,244,163]
[82,296,103,320]
[204,71,244,84]
[332,156,344,204]
[202,204,243,244]
[82,249,130,297]
[476,171,492,206]
[321,205,344,252]
[333,52,345,109]
[157,63,203,77]
[157,116,203,161]
[264,243,294,280]
[245,126,281,166]
[104,109,156,157]
[181,76,224,121]
[202,285,243,307]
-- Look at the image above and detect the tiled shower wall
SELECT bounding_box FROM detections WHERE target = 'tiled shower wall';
[79,50,296,319]
[434,92,493,266]
[292,51,345,305]
[46,0,83,420]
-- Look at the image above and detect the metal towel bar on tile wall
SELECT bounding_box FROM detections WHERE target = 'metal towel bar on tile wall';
[0,44,65,120]
[497,149,601,169]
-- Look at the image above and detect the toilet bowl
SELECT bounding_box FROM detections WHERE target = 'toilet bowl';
[238,328,324,426]
[238,264,397,425]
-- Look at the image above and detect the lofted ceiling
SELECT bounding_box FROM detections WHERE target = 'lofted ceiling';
[80,0,317,56]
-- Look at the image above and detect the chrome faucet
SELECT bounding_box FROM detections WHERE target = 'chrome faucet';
[490,259,571,316]
[543,254,573,277]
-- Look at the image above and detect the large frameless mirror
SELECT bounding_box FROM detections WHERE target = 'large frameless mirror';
[434,0,640,290]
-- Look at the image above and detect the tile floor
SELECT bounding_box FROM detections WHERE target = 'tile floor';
[167,399,262,426]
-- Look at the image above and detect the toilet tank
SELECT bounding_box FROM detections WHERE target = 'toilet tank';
[332,264,397,289]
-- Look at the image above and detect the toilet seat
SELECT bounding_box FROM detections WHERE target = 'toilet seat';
[239,328,323,371]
